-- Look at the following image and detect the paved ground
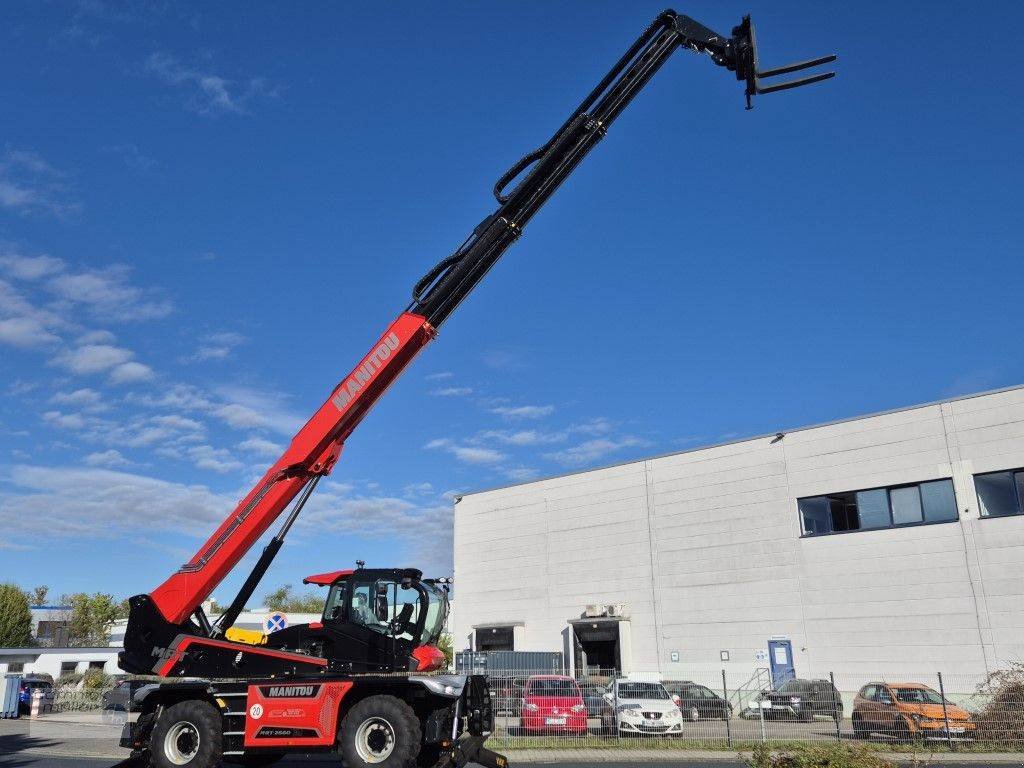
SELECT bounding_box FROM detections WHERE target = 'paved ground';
[3,715,1023,766]
[3,756,1024,768]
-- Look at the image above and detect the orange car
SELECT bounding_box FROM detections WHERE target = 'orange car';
[852,682,975,740]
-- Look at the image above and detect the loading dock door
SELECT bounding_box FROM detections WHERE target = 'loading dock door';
[768,639,795,688]
[571,620,620,675]
[475,626,514,652]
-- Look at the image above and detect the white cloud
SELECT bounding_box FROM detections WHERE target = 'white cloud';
[0,150,79,219]
[76,330,116,345]
[504,467,540,482]
[52,343,133,374]
[490,404,555,420]
[425,372,453,381]
[50,388,104,409]
[214,403,265,429]
[190,331,247,361]
[0,316,60,348]
[0,253,65,281]
[430,386,473,397]
[299,483,454,573]
[110,361,155,384]
[146,53,275,116]
[236,437,282,456]
[544,436,647,468]
[0,465,231,540]
[213,386,303,435]
[42,410,88,429]
[186,444,243,474]
[403,482,434,497]
[151,415,204,432]
[424,437,507,465]
[451,446,506,464]
[84,449,131,467]
[481,349,525,371]
[480,429,567,446]
[48,264,172,321]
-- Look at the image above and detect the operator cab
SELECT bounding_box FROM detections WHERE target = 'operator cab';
[264,566,449,673]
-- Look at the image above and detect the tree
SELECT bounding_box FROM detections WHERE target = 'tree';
[437,633,454,670]
[64,593,120,647]
[263,585,324,613]
[0,583,33,647]
[28,585,49,606]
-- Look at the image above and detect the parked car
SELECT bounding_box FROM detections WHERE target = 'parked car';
[739,694,772,719]
[490,676,527,715]
[101,678,154,711]
[17,675,54,715]
[663,680,732,721]
[763,678,842,722]
[579,681,611,719]
[852,682,975,741]
[520,675,588,735]
[601,680,683,736]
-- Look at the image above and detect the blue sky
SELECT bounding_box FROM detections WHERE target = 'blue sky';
[1,1,1021,606]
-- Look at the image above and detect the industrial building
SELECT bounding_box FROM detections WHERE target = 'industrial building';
[452,385,1024,684]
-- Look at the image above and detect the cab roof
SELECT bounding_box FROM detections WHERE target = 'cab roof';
[303,569,354,586]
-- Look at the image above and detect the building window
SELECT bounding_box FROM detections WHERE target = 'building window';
[7,662,24,673]
[88,661,105,670]
[976,468,1024,517]
[59,661,78,676]
[799,478,958,537]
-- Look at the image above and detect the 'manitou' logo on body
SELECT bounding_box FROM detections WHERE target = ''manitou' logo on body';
[331,332,400,411]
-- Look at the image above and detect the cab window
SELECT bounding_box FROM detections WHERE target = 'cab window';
[323,583,347,621]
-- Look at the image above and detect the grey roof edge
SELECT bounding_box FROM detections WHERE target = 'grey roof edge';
[457,382,1024,500]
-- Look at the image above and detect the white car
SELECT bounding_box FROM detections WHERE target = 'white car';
[602,680,683,735]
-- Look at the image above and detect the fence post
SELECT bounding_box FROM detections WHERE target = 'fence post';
[937,672,954,751]
[722,669,732,748]
[613,673,621,744]
[759,682,767,742]
[830,672,841,743]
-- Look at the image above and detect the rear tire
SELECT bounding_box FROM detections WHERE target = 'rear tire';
[339,695,421,768]
[150,699,222,768]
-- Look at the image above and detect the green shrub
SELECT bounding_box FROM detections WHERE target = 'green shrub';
[744,743,896,768]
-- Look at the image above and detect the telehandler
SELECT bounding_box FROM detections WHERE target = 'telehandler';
[117,10,834,768]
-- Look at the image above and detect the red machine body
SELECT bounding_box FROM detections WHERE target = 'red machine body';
[243,681,354,748]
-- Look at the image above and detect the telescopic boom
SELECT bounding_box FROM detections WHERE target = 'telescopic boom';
[139,10,835,634]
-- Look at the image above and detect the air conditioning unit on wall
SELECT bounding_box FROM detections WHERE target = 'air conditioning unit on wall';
[606,603,630,618]
[584,605,604,618]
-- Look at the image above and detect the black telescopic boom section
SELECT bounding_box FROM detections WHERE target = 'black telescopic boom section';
[407,11,834,328]
[408,12,683,328]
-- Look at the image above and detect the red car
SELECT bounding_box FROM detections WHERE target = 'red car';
[520,675,588,735]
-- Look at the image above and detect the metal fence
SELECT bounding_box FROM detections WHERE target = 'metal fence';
[19,668,1024,754]
[482,667,1024,752]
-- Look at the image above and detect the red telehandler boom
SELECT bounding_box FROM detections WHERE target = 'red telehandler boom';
[118,11,833,768]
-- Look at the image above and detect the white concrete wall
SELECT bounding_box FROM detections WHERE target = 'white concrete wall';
[453,386,1024,685]
[0,648,121,678]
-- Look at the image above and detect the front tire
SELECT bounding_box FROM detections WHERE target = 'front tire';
[151,700,222,768]
[339,695,421,768]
